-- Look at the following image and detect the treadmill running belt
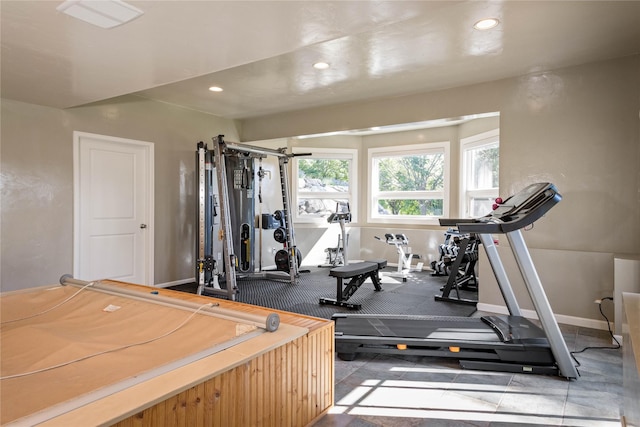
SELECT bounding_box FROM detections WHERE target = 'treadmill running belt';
[336,316,500,342]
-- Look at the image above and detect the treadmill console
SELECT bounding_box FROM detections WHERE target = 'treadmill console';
[442,182,561,234]
[490,182,558,217]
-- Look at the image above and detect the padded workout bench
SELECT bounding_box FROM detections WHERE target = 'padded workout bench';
[319,259,387,309]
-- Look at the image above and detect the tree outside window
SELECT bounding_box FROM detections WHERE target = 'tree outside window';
[369,142,449,224]
[293,148,357,221]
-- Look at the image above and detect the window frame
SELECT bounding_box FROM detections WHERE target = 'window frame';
[291,147,358,224]
[367,141,450,225]
[459,129,500,218]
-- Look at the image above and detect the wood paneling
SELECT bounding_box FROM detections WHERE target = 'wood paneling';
[2,280,333,426]
[110,281,334,427]
[112,326,334,427]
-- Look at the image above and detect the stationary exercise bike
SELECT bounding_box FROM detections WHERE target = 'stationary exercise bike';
[374,233,422,282]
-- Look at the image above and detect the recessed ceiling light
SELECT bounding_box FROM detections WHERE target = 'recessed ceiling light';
[313,62,330,70]
[473,18,500,30]
[57,0,144,29]
[208,86,223,92]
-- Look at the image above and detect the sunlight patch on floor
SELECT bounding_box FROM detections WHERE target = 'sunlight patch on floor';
[330,377,621,426]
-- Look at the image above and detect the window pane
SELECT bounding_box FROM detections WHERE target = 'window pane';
[376,199,443,216]
[469,197,494,217]
[298,198,349,218]
[375,153,444,192]
[467,145,499,189]
[298,159,350,193]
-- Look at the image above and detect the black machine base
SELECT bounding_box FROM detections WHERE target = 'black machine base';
[434,293,478,306]
[319,299,363,310]
[333,314,561,375]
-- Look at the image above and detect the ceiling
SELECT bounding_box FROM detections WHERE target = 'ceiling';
[2,1,639,121]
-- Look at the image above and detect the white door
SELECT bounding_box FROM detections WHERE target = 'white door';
[74,132,154,284]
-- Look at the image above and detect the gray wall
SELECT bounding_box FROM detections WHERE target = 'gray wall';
[241,55,640,323]
[1,96,240,291]
[2,55,638,325]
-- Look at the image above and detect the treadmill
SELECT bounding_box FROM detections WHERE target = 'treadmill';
[332,182,579,379]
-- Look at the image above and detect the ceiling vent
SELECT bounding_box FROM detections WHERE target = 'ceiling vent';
[57,0,144,29]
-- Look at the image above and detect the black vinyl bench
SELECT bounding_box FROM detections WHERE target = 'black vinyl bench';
[319,259,387,310]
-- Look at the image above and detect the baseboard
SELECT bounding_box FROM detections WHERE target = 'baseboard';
[155,278,195,289]
[476,303,613,331]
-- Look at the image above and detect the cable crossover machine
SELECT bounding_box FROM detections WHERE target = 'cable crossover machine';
[195,135,307,301]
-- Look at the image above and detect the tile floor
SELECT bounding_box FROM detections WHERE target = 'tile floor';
[314,321,623,427]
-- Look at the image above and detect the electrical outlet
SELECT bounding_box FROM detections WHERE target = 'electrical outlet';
[594,299,602,304]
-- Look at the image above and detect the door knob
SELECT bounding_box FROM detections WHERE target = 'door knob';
[140,224,147,229]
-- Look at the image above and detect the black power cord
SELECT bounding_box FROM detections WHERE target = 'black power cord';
[570,297,621,369]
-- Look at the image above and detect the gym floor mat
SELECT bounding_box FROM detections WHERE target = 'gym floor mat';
[169,267,477,319]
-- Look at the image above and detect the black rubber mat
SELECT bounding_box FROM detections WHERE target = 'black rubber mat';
[168,266,477,320]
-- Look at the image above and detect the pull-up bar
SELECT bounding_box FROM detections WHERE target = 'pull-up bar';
[224,142,288,158]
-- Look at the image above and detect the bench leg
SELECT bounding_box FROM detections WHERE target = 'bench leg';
[369,271,384,291]
[319,275,364,310]
[343,275,366,300]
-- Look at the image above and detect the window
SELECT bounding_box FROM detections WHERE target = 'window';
[368,142,449,224]
[292,148,357,222]
[460,129,499,218]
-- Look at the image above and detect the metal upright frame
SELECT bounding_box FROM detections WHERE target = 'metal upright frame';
[196,142,207,295]
[276,153,299,283]
[196,141,228,299]
[212,135,239,300]
[507,229,578,379]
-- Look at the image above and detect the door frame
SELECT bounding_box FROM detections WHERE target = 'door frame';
[73,131,155,284]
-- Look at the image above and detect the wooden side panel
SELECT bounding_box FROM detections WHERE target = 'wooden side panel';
[113,321,334,427]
